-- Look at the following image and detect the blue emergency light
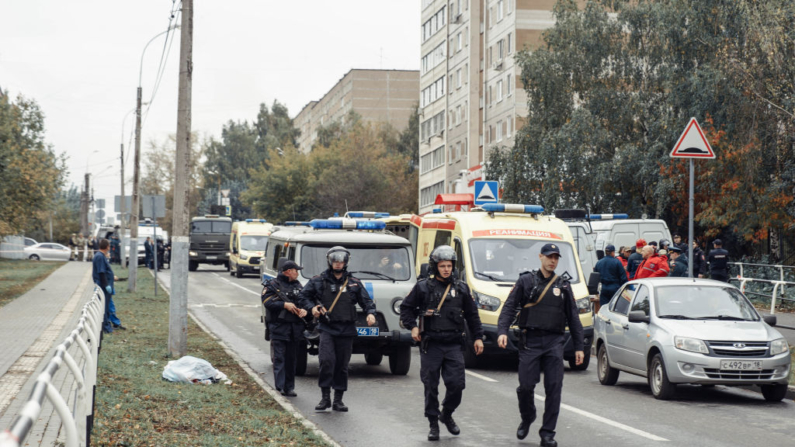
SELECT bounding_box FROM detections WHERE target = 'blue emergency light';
[588,214,629,220]
[283,221,311,226]
[346,211,390,218]
[309,219,386,230]
[432,208,443,214]
[481,203,545,214]
[245,219,267,223]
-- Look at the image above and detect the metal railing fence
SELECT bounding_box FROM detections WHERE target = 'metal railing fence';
[0,286,104,447]
[728,262,795,315]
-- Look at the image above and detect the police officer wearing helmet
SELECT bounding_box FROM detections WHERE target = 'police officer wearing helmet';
[262,260,308,397]
[297,246,376,412]
[707,239,730,282]
[497,243,584,447]
[400,245,484,441]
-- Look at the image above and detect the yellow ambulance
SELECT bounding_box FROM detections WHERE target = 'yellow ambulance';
[229,219,273,278]
[412,203,595,369]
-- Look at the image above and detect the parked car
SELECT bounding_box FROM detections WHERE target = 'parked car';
[594,278,791,401]
[24,243,71,261]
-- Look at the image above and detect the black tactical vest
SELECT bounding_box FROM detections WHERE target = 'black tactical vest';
[321,280,357,323]
[518,277,566,333]
[265,279,303,324]
[423,282,465,333]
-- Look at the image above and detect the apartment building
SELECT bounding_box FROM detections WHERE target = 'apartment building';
[293,69,419,153]
[417,0,560,213]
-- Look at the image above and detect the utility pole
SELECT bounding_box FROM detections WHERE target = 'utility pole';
[80,173,89,235]
[128,84,142,291]
[170,0,193,357]
[119,142,127,268]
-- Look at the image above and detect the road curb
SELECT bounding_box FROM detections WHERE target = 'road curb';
[151,270,341,447]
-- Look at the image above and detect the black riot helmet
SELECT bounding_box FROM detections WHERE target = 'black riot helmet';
[659,239,671,250]
[326,246,351,273]
[429,245,457,277]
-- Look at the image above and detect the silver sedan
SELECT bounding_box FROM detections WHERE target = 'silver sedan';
[24,243,72,261]
[594,278,791,401]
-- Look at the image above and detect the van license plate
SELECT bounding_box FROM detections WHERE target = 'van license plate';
[720,360,762,371]
[206,256,217,260]
[357,327,379,337]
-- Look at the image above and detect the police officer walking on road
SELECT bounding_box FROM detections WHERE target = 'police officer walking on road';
[298,246,376,412]
[708,239,730,282]
[497,243,584,447]
[400,245,484,441]
[262,260,307,397]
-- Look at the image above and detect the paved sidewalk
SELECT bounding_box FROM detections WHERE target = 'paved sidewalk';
[0,261,95,446]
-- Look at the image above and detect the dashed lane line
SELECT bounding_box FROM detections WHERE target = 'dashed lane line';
[465,369,499,382]
[211,272,260,296]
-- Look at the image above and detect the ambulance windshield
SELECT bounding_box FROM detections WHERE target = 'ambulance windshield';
[468,239,580,283]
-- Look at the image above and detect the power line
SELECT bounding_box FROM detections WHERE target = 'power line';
[142,2,181,127]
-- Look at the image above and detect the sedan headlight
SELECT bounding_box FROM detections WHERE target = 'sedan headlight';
[473,292,501,312]
[239,254,248,260]
[189,251,197,256]
[770,338,789,356]
[674,336,709,354]
[575,297,592,314]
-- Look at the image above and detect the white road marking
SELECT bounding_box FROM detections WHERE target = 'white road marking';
[212,272,260,296]
[535,394,669,442]
[191,303,259,308]
[465,370,499,382]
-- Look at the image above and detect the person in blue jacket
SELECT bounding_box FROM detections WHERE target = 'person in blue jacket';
[93,239,118,334]
[593,245,627,308]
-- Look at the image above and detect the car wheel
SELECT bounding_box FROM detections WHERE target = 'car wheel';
[760,384,788,402]
[569,347,591,371]
[235,265,243,278]
[597,344,619,385]
[188,261,198,272]
[649,353,676,400]
[29,254,40,261]
[388,345,411,375]
[365,352,383,366]
[295,342,308,377]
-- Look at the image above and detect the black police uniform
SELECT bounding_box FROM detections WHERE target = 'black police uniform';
[298,269,375,404]
[262,272,305,395]
[708,246,730,282]
[668,255,688,277]
[691,245,707,276]
[400,276,484,422]
[627,250,644,279]
[498,269,583,442]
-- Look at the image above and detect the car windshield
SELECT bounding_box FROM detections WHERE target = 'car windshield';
[468,238,580,283]
[300,245,412,281]
[655,286,759,321]
[241,235,268,251]
[191,221,232,233]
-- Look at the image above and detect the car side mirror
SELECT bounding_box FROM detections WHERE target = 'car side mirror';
[587,272,601,295]
[419,263,430,280]
[628,311,650,324]
[763,315,777,327]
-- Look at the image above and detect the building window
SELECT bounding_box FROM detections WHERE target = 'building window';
[498,0,504,21]
[464,63,469,83]
[420,111,446,141]
[463,138,468,155]
[421,145,446,174]
[497,80,503,102]
[421,42,447,75]
[508,32,512,54]
[507,74,513,96]
[422,6,447,43]
[489,85,493,107]
[456,105,462,125]
[457,69,462,88]
[421,76,446,108]
[457,32,462,52]
[449,109,454,129]
[421,181,445,207]
[496,121,503,141]
[507,116,513,137]
[465,27,469,46]
[507,0,513,14]
[498,39,504,60]
[456,141,462,161]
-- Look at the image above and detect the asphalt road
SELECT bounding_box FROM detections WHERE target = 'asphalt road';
[158,266,795,447]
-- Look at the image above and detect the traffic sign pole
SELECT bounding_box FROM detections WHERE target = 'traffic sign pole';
[688,159,694,278]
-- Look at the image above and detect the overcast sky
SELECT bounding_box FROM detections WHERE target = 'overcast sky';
[1,1,420,221]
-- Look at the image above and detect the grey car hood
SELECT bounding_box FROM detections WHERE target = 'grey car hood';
[657,319,783,342]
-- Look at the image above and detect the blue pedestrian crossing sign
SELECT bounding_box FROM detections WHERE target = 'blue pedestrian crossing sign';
[474,181,499,205]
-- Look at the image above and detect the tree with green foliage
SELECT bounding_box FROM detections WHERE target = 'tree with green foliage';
[488,0,794,255]
[0,92,66,237]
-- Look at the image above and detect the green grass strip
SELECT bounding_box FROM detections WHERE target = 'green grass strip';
[92,273,330,446]
[0,258,65,308]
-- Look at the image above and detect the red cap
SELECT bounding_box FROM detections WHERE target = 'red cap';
[636,238,647,248]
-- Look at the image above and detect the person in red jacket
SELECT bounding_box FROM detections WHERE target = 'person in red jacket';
[635,245,670,278]
[617,246,631,280]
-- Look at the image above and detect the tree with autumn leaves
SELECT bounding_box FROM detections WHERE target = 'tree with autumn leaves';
[488,0,795,259]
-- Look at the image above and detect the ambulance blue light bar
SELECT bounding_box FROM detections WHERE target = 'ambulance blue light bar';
[283,221,311,226]
[481,203,545,214]
[432,208,443,214]
[588,214,629,220]
[309,219,386,230]
[245,219,267,223]
[345,211,390,218]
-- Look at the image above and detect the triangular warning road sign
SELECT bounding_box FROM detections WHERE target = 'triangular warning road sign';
[670,118,715,159]
[477,183,496,201]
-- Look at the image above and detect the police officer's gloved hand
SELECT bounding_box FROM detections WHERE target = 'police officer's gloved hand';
[105,285,112,294]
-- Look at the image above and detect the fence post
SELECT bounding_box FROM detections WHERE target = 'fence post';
[770,282,782,315]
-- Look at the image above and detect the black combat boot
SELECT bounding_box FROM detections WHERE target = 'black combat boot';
[332,389,348,412]
[315,387,331,411]
[439,408,460,435]
[427,416,440,441]
[540,436,558,447]
[516,387,536,440]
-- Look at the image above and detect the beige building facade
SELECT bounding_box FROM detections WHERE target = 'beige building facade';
[294,69,419,153]
[418,0,567,213]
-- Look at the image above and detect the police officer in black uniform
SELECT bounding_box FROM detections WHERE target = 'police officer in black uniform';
[497,243,584,447]
[262,260,307,397]
[707,239,730,282]
[668,246,688,277]
[297,246,376,412]
[400,245,484,441]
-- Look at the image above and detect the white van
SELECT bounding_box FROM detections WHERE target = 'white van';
[588,215,672,257]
